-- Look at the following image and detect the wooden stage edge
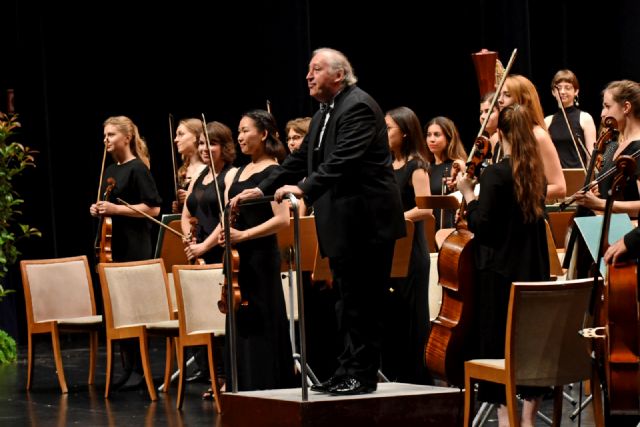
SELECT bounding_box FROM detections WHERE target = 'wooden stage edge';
[221,382,464,427]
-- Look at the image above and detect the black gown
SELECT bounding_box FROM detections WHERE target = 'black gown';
[225,164,296,391]
[185,165,231,264]
[102,158,162,262]
[466,158,550,404]
[428,160,456,230]
[381,158,431,384]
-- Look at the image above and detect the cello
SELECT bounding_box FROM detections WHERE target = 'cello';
[589,155,640,420]
[425,48,517,387]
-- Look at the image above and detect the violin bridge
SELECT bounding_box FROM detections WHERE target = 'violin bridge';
[579,326,606,339]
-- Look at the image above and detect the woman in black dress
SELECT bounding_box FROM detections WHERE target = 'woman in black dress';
[381,106,432,384]
[219,109,296,391]
[182,121,237,264]
[423,116,467,230]
[457,104,550,426]
[89,115,162,388]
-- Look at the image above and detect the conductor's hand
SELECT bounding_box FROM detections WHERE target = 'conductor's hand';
[229,187,264,210]
[274,185,303,203]
[604,238,628,265]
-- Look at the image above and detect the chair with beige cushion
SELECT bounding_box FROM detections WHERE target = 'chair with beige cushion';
[98,258,179,401]
[463,278,598,427]
[172,264,226,412]
[20,255,103,393]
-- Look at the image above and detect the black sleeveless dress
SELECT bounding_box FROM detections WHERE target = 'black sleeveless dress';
[185,165,231,264]
[224,164,296,391]
[381,158,431,384]
[548,106,587,168]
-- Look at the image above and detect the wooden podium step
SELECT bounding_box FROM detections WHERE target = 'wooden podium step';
[221,382,463,427]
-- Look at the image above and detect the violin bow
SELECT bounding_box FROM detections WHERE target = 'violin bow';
[116,197,187,239]
[201,114,225,218]
[553,85,589,171]
[168,113,179,201]
[96,143,108,204]
[266,99,272,114]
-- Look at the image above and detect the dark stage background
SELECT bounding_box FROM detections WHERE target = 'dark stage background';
[1,0,639,342]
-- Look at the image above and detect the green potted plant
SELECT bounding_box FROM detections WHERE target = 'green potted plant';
[0,112,40,364]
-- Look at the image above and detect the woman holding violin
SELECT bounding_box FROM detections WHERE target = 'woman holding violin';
[574,80,640,215]
[544,69,597,168]
[172,118,207,213]
[181,121,237,264]
[89,115,162,389]
[457,104,550,427]
[218,109,295,391]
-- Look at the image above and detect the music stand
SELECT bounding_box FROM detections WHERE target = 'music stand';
[278,215,320,388]
[563,168,587,196]
[415,195,460,210]
[390,219,415,278]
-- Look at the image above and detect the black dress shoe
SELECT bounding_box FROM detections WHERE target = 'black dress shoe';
[111,368,133,390]
[328,377,376,396]
[186,370,210,384]
[119,371,146,391]
[310,375,344,393]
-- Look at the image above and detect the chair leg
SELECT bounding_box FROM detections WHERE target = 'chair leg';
[207,336,222,414]
[176,344,187,410]
[463,367,474,427]
[551,385,563,426]
[50,325,68,394]
[88,331,98,385]
[505,380,519,427]
[105,339,113,398]
[590,369,605,427]
[26,332,34,391]
[139,333,158,401]
[162,337,173,394]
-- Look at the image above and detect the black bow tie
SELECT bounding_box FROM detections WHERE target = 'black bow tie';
[320,103,332,113]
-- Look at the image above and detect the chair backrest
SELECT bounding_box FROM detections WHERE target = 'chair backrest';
[172,264,226,335]
[21,256,96,324]
[506,278,596,387]
[98,259,173,329]
[154,214,189,270]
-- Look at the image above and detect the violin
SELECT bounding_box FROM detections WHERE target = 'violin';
[217,247,243,314]
[590,155,640,418]
[187,217,206,266]
[95,177,115,264]
[560,116,619,210]
[217,207,246,313]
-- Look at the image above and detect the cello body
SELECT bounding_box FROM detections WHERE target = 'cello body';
[598,260,640,415]
[425,227,475,387]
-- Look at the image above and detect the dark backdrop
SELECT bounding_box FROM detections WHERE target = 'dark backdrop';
[2,0,639,342]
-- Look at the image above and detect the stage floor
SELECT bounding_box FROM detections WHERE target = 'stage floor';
[0,338,602,426]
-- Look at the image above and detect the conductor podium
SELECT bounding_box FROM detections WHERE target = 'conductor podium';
[221,201,463,426]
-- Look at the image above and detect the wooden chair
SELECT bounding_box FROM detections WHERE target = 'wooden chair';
[463,278,597,427]
[98,258,179,400]
[154,213,189,318]
[172,264,225,412]
[20,255,103,393]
